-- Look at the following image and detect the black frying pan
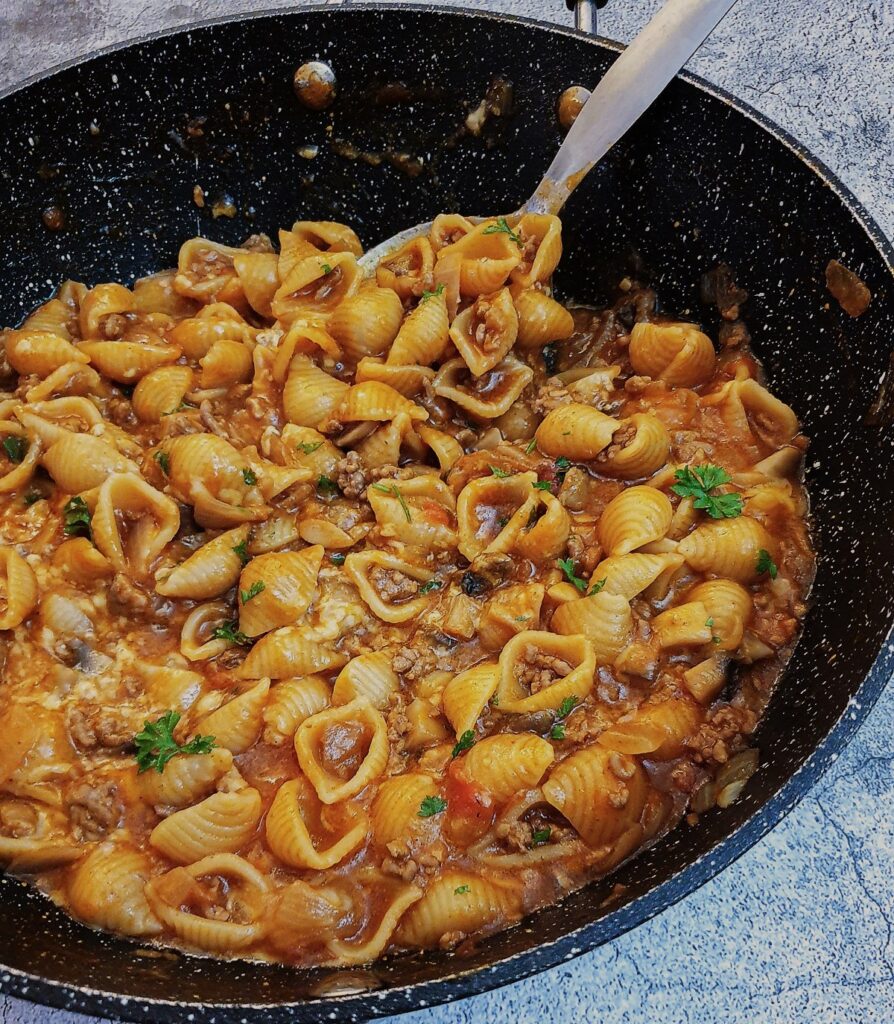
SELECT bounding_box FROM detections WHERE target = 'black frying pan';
[1,6,892,1022]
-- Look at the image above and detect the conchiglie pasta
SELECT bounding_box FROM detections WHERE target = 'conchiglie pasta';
[371,773,442,847]
[376,236,434,300]
[335,381,427,424]
[52,537,113,585]
[4,329,89,376]
[290,219,363,257]
[327,882,422,966]
[367,474,457,550]
[237,546,323,637]
[328,287,404,361]
[598,696,702,760]
[449,287,518,377]
[272,252,360,323]
[598,485,673,555]
[437,220,521,296]
[149,787,263,864]
[132,365,194,422]
[463,734,554,803]
[91,473,180,577]
[42,431,137,492]
[283,355,350,428]
[196,679,270,754]
[535,403,620,460]
[496,631,596,714]
[199,338,254,388]
[589,552,684,601]
[510,213,562,287]
[440,663,500,738]
[387,289,450,366]
[77,340,181,383]
[155,525,250,600]
[0,547,39,629]
[78,283,134,338]
[355,357,435,398]
[67,843,162,937]
[677,516,775,582]
[262,676,331,745]
[687,578,753,650]
[331,651,398,709]
[433,355,533,419]
[137,747,234,808]
[266,777,368,870]
[233,250,280,318]
[551,591,633,666]
[513,287,575,348]
[596,413,670,479]
[628,321,716,388]
[237,626,348,680]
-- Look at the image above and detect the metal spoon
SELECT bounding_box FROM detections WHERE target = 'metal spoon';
[358,0,739,273]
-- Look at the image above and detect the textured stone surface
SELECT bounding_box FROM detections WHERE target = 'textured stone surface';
[0,2,892,1023]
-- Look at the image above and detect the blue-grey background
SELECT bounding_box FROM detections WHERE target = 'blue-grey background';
[1,2,893,1022]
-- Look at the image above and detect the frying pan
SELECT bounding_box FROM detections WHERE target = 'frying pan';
[1,5,892,1022]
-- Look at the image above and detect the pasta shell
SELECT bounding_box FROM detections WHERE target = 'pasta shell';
[513,287,575,348]
[344,550,437,624]
[456,471,538,561]
[132,270,199,318]
[376,236,435,300]
[326,881,422,966]
[433,355,533,420]
[294,699,389,803]
[429,213,474,251]
[514,490,571,562]
[268,881,351,958]
[598,485,673,555]
[551,591,633,666]
[535,403,620,460]
[67,843,162,937]
[42,431,137,491]
[272,252,360,323]
[22,297,74,339]
[463,734,554,803]
[262,675,331,745]
[687,578,753,650]
[174,238,246,306]
[355,357,435,398]
[149,788,263,864]
[496,630,596,713]
[52,537,113,585]
[78,283,134,338]
[233,250,280,317]
[328,287,404,361]
[199,338,253,388]
[388,290,450,366]
[414,422,464,472]
[196,679,270,754]
[652,601,713,648]
[91,473,180,577]
[396,871,519,948]
[367,474,457,549]
[596,413,670,479]
[628,321,716,387]
[169,304,253,360]
[237,546,324,637]
[156,525,250,599]
[542,746,649,847]
[335,381,428,425]
[132,365,194,422]
[372,773,442,847]
[180,601,232,663]
[438,220,522,295]
[78,340,181,382]
[237,626,348,679]
[137,747,234,807]
[283,355,350,427]
[677,516,775,582]
[266,777,367,869]
[449,287,518,377]
[588,552,684,601]
[4,329,89,376]
[598,696,702,760]
[510,213,563,287]
[0,547,39,629]
[24,361,104,403]
[332,651,399,709]
[290,219,363,257]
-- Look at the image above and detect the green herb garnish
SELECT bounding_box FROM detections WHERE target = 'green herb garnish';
[240,580,265,604]
[532,480,552,491]
[134,711,216,774]
[62,496,92,538]
[588,577,607,596]
[371,482,412,522]
[554,456,571,482]
[418,795,447,818]
[2,436,27,463]
[705,617,715,629]
[419,579,442,595]
[550,696,578,741]
[482,216,522,246]
[530,826,552,847]
[756,548,778,579]
[489,466,511,478]
[321,262,333,274]
[451,730,476,759]
[153,450,170,474]
[525,438,538,455]
[297,441,324,455]
[318,474,340,495]
[671,464,743,520]
[454,884,472,895]
[330,551,346,566]
[421,283,446,302]
[211,621,251,647]
[232,540,250,566]
[557,557,587,593]
[242,468,258,486]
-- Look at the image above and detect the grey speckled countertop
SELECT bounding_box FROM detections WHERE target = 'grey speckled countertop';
[1,2,893,1023]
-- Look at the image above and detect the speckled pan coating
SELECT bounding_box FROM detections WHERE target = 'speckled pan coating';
[0,5,892,1023]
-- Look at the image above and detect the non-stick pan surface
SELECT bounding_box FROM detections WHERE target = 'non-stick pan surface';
[1,6,893,1022]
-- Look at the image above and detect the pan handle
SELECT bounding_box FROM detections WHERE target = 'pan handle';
[528,0,739,216]
[566,0,605,35]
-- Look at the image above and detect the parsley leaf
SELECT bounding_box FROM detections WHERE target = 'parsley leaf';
[153,450,170,474]
[705,617,715,629]
[242,468,257,486]
[330,551,346,566]
[671,464,743,519]
[232,540,250,566]
[554,456,571,483]
[588,577,607,596]
[63,496,92,538]
[756,548,778,579]
[482,216,522,247]
[418,795,447,818]
[532,480,552,491]
[530,826,552,847]
[240,580,265,604]
[451,730,476,759]
[525,438,538,455]
[489,465,511,478]
[2,436,27,463]
[550,696,578,740]
[321,262,333,275]
[134,711,216,774]
[421,283,446,302]
[297,441,324,455]
[419,579,442,595]
[454,884,472,895]
[557,557,587,593]
[317,474,339,495]
[371,482,412,522]
[211,621,251,646]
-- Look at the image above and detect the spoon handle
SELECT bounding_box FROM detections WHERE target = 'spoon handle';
[525,0,739,216]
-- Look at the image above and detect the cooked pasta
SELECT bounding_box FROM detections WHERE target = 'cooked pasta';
[0,213,812,970]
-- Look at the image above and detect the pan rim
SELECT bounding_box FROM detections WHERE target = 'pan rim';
[1,4,892,1021]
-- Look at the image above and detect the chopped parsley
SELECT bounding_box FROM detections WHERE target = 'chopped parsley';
[418,795,447,818]
[371,482,412,522]
[525,438,538,455]
[550,696,578,741]
[2,436,27,463]
[321,262,333,275]
[451,730,476,759]
[62,496,92,538]
[242,468,258,486]
[212,621,251,646]
[297,441,324,455]
[489,465,511,478]
[530,826,552,847]
[482,216,522,247]
[557,557,587,593]
[589,577,607,596]
[419,579,442,595]
[317,474,340,495]
[232,539,250,566]
[756,548,778,579]
[454,884,472,895]
[671,464,743,520]
[421,283,446,302]
[240,580,265,604]
[532,480,552,491]
[134,711,216,774]
[153,450,170,474]
[705,617,715,629]
[330,551,346,566]
[554,456,571,482]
